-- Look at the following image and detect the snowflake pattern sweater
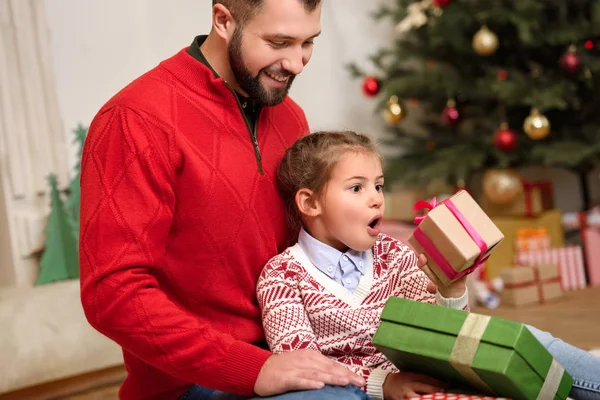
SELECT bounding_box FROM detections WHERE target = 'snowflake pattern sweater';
[256,234,468,400]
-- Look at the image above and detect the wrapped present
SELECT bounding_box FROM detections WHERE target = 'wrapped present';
[485,210,565,280]
[373,297,573,400]
[481,180,545,218]
[514,227,551,252]
[532,180,554,210]
[407,394,509,400]
[500,263,562,307]
[582,226,600,286]
[384,187,427,222]
[408,190,505,286]
[515,246,586,290]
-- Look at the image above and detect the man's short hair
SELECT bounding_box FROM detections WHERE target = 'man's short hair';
[212,0,321,28]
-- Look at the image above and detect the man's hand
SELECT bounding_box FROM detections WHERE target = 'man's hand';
[417,254,467,299]
[383,371,447,399]
[254,349,366,396]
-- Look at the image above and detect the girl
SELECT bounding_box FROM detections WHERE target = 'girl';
[256,131,600,400]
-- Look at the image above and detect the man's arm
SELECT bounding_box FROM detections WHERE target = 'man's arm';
[79,106,269,395]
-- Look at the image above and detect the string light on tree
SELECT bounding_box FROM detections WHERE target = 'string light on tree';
[559,45,582,75]
[493,123,518,151]
[442,99,461,126]
[362,76,380,97]
[523,108,551,140]
[473,25,499,56]
[383,95,406,125]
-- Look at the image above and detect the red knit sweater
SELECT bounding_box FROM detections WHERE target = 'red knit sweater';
[79,48,309,399]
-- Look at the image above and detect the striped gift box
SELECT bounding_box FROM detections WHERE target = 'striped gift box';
[409,394,510,400]
[515,246,586,290]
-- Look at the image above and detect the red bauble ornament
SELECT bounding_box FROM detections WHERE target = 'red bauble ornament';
[559,46,582,74]
[432,0,452,7]
[493,124,518,152]
[585,40,594,50]
[442,100,460,126]
[497,70,508,80]
[362,76,380,97]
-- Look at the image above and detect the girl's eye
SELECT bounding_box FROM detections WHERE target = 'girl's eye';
[351,185,361,192]
[376,184,384,192]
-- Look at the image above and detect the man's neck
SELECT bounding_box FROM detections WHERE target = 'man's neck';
[200,33,248,96]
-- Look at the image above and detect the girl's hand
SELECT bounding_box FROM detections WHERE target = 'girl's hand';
[383,371,447,399]
[417,253,467,299]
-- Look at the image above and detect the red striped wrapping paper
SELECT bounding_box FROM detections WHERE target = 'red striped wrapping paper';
[406,394,509,400]
[515,246,586,290]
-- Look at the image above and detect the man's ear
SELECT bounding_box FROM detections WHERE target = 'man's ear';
[212,4,236,41]
[295,188,321,217]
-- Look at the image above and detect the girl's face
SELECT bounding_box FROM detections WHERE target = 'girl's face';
[312,151,384,252]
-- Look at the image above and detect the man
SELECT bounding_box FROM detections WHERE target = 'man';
[79,0,367,399]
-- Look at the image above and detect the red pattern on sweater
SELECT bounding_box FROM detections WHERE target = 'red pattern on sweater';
[257,235,439,399]
[79,48,309,399]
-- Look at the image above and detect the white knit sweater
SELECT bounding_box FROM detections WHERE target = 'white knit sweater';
[257,234,468,400]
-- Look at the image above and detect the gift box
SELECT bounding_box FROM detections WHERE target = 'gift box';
[408,190,505,286]
[500,263,562,307]
[481,180,545,218]
[485,210,565,280]
[514,227,551,252]
[384,187,428,222]
[582,226,600,286]
[515,246,586,291]
[407,394,509,400]
[373,297,573,400]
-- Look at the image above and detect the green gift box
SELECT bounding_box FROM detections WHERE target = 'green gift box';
[373,297,572,400]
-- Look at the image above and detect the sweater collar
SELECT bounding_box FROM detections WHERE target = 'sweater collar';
[160,44,240,108]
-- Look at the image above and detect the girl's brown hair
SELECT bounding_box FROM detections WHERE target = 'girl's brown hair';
[277,130,381,232]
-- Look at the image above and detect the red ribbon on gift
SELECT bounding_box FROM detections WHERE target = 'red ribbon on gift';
[413,197,489,280]
[504,265,562,303]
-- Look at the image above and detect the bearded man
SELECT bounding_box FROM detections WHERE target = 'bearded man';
[79,1,367,399]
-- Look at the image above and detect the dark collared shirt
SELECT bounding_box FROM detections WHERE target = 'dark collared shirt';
[187,35,262,131]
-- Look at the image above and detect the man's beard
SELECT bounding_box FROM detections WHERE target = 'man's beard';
[228,28,295,106]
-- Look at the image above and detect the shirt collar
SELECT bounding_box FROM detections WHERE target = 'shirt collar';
[187,35,258,110]
[297,228,367,278]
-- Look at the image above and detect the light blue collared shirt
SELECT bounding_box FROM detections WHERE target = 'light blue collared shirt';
[297,228,368,292]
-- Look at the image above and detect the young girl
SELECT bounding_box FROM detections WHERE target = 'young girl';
[256,131,600,400]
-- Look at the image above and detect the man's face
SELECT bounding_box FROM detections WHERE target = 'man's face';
[227,0,321,105]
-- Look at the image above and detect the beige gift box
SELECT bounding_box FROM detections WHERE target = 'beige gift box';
[408,190,504,286]
[500,263,563,307]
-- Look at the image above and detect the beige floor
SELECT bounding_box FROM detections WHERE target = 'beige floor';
[4,287,600,400]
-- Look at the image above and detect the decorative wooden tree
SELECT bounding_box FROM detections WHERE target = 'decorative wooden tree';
[35,174,79,285]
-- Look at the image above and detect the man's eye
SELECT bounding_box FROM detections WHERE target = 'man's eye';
[269,40,287,47]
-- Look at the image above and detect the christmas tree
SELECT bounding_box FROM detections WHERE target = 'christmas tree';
[35,174,79,285]
[65,124,87,235]
[349,1,600,202]
[35,125,87,285]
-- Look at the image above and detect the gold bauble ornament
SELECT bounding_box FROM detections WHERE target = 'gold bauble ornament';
[473,25,499,56]
[523,108,550,140]
[482,169,523,205]
[383,95,406,125]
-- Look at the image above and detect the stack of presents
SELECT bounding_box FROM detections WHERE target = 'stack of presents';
[374,179,600,399]
[383,178,600,308]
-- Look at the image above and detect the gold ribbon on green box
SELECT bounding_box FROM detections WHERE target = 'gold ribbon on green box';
[373,297,573,400]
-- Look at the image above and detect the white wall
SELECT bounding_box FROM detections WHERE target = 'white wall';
[45,0,394,171]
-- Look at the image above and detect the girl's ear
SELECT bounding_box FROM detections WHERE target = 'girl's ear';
[295,188,321,217]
